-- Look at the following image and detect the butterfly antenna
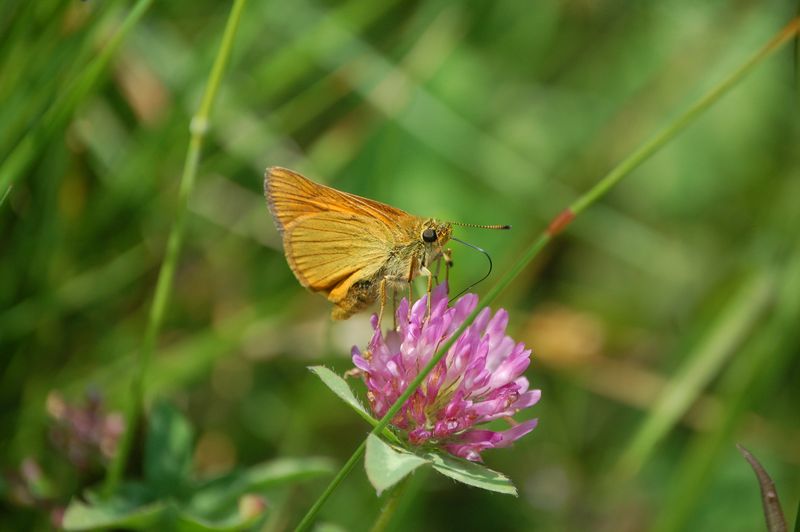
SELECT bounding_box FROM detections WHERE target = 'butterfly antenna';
[448,237,494,302]
[450,221,512,230]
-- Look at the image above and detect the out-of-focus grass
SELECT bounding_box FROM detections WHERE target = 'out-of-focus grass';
[1,1,798,530]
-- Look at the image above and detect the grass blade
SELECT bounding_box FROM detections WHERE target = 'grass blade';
[103,0,250,494]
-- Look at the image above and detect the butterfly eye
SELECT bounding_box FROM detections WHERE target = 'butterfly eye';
[422,228,437,243]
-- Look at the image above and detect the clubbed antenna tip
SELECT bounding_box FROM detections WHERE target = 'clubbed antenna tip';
[450,221,511,230]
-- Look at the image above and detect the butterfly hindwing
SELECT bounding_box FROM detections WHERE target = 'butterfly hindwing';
[284,211,395,303]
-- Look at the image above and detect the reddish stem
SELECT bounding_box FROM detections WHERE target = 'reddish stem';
[546,208,576,237]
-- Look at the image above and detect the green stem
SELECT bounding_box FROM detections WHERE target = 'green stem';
[369,476,412,532]
[103,0,249,494]
[0,0,154,196]
[295,16,800,531]
[569,16,800,217]
[296,440,366,530]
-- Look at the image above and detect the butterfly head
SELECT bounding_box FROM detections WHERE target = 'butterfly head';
[419,219,452,265]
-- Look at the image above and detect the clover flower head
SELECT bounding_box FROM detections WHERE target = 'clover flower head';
[352,284,540,462]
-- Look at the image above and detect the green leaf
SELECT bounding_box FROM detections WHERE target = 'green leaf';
[308,366,376,424]
[426,451,517,496]
[63,482,164,530]
[174,507,262,532]
[188,457,334,515]
[308,366,403,445]
[62,497,167,531]
[145,401,195,496]
[365,434,428,495]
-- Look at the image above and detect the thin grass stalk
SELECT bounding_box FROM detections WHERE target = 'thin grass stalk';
[103,0,249,493]
[0,185,10,207]
[295,16,800,531]
[0,0,154,196]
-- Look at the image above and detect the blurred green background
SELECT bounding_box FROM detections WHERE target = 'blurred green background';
[1,0,799,530]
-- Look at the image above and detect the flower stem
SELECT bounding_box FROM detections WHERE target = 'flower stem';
[295,16,800,530]
[0,0,154,197]
[103,0,249,494]
[369,476,412,532]
[296,440,367,531]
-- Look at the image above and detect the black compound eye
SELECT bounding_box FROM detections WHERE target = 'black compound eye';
[422,228,437,243]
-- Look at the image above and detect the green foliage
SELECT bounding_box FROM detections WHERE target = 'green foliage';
[63,402,333,531]
[144,402,195,498]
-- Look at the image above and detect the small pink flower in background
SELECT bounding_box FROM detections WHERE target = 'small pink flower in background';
[352,284,540,462]
[47,390,125,471]
[2,391,125,528]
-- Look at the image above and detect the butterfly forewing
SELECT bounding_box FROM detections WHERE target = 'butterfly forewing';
[265,167,413,234]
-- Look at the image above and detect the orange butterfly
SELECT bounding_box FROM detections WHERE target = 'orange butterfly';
[264,167,506,320]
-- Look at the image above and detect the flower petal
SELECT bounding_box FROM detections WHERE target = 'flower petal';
[497,419,539,447]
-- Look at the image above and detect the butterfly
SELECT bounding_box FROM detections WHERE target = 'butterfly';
[264,167,507,320]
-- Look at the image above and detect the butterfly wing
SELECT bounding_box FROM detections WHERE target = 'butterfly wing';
[264,166,414,236]
[264,166,424,317]
[283,211,393,303]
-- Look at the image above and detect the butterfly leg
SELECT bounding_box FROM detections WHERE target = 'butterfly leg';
[407,283,412,321]
[419,266,434,317]
[377,277,388,330]
[379,275,409,328]
[392,286,398,329]
[443,248,453,288]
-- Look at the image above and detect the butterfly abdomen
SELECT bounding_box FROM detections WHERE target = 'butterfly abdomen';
[331,278,379,320]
